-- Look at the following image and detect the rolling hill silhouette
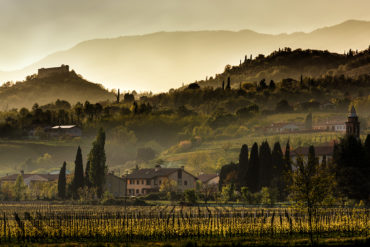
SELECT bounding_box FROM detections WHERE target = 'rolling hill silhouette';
[0,20,369,92]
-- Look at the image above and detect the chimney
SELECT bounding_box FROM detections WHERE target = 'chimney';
[155,164,161,172]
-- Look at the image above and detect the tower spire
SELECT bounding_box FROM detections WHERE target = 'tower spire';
[346,105,360,138]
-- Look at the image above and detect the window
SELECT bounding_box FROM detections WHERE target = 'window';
[142,180,144,185]
[136,189,139,194]
[142,188,145,194]
[137,180,140,185]
[184,180,188,186]
[146,179,151,185]
[159,180,162,185]
[129,179,133,185]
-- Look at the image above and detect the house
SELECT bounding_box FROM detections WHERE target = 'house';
[198,174,219,186]
[291,145,334,164]
[0,171,59,187]
[125,165,197,196]
[48,125,82,137]
[104,173,126,198]
[198,174,219,191]
[265,123,302,134]
[320,102,337,110]
[313,116,346,132]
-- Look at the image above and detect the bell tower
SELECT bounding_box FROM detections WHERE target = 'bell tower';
[345,106,360,138]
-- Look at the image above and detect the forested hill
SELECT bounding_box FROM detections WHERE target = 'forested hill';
[196,47,370,89]
[0,71,115,109]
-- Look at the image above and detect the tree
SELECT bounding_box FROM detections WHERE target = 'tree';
[241,186,252,204]
[72,146,84,198]
[290,146,334,245]
[88,128,107,198]
[305,112,313,130]
[85,160,91,188]
[269,80,276,90]
[187,83,200,90]
[58,162,67,199]
[221,184,235,203]
[284,141,292,174]
[219,162,238,190]
[226,77,231,90]
[116,89,120,103]
[159,178,177,192]
[333,135,370,203]
[271,142,287,201]
[259,141,273,188]
[238,144,248,187]
[258,79,267,90]
[184,189,197,205]
[246,143,259,192]
[14,175,27,201]
[275,99,293,113]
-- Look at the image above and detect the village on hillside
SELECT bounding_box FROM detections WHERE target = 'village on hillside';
[0,105,361,200]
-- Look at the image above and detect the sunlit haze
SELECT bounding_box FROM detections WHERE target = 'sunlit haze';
[1,0,370,92]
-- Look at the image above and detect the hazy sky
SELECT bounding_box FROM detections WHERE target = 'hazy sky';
[1,0,370,70]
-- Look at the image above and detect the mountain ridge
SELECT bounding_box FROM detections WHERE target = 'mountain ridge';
[0,20,370,92]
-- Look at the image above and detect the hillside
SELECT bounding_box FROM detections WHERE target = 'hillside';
[196,47,370,89]
[0,70,115,109]
[0,20,370,92]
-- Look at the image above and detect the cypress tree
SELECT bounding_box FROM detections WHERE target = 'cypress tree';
[72,146,84,196]
[334,135,369,202]
[116,89,120,103]
[58,162,67,199]
[246,143,259,193]
[305,113,313,130]
[238,144,249,187]
[88,128,107,198]
[364,134,370,159]
[226,77,231,90]
[85,160,91,187]
[284,141,292,173]
[259,141,273,188]
[271,142,286,201]
[272,142,284,177]
[307,146,318,177]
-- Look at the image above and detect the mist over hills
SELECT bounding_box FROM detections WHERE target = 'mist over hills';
[0,20,370,92]
[0,71,115,110]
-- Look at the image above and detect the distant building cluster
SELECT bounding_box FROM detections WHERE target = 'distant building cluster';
[38,65,69,78]
[0,165,219,198]
[292,106,361,162]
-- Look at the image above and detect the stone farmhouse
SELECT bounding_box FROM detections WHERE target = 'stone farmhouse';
[104,173,126,198]
[125,165,197,196]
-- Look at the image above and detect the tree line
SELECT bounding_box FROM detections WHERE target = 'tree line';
[220,134,370,205]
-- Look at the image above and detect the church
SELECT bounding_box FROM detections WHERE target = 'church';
[345,106,360,138]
